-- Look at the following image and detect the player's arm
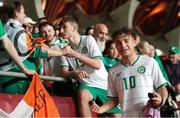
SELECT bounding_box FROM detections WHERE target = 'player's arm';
[65,46,101,69]
[91,97,119,114]
[60,66,89,79]
[39,45,69,57]
[152,86,168,107]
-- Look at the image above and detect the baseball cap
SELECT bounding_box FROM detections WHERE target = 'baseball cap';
[168,46,180,54]
[24,17,36,24]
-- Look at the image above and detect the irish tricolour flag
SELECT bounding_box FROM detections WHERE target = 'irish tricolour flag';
[0,73,60,117]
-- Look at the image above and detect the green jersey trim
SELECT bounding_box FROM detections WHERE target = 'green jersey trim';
[131,54,140,66]
[60,65,69,68]
[77,35,82,49]
[121,54,140,67]
[0,34,7,40]
[92,56,103,59]
[157,83,167,90]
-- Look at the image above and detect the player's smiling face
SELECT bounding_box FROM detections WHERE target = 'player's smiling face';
[114,34,136,57]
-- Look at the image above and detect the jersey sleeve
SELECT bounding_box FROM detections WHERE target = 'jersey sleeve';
[57,56,69,68]
[107,70,118,98]
[0,20,7,40]
[86,36,103,59]
[151,58,167,90]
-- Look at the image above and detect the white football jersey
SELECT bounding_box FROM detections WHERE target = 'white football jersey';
[108,55,167,117]
[57,35,108,90]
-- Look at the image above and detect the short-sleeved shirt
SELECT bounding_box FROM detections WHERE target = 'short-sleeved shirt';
[57,35,108,90]
[0,20,7,40]
[108,55,167,117]
[163,60,180,86]
[43,37,68,76]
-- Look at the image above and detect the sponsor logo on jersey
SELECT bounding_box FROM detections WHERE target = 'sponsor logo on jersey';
[137,66,146,74]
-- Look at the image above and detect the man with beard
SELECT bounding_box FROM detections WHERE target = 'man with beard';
[93,23,109,52]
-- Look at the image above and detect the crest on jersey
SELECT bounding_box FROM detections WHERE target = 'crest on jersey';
[116,72,121,76]
[137,66,146,74]
[81,47,88,54]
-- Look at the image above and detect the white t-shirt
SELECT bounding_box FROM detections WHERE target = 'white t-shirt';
[43,38,67,76]
[57,35,108,90]
[108,55,167,117]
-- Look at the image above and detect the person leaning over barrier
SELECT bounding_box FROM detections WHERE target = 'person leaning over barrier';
[0,19,34,75]
[0,1,69,94]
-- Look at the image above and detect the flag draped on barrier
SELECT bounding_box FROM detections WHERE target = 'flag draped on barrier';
[0,73,60,117]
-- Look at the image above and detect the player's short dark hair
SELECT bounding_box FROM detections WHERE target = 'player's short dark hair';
[59,15,79,29]
[112,27,137,40]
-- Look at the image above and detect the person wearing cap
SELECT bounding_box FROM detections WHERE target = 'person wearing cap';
[38,17,48,24]
[163,46,180,98]
[23,17,41,38]
[23,17,36,34]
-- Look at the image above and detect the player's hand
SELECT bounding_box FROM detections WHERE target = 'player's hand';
[90,101,103,114]
[151,92,163,107]
[62,45,75,57]
[74,70,89,79]
[41,45,49,53]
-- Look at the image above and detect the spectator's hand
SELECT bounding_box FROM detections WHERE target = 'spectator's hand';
[22,68,36,75]
[62,46,72,56]
[74,70,89,79]
[90,101,103,114]
[151,92,163,107]
[41,45,49,53]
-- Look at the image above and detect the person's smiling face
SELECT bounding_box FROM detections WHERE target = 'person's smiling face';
[114,34,136,57]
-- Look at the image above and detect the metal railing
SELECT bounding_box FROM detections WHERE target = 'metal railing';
[0,71,68,82]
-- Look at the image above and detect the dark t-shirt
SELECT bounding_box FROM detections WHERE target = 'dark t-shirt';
[164,60,180,86]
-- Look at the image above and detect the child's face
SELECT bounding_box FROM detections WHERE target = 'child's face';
[114,34,136,57]
[108,43,119,58]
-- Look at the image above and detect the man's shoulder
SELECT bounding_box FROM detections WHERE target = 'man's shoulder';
[81,35,95,41]
[140,55,156,63]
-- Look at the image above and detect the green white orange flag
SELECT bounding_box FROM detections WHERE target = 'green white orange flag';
[0,73,60,117]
